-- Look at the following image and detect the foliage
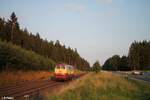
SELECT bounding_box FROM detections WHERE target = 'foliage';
[103,55,129,71]
[0,40,55,71]
[0,12,90,71]
[92,61,101,73]
[119,56,130,71]
[128,40,150,70]
[46,72,150,100]
[103,40,150,71]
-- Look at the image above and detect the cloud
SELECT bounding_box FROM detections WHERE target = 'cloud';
[64,3,86,14]
[96,0,113,4]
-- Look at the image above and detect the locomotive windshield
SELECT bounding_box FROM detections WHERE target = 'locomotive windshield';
[56,64,65,69]
[56,66,60,69]
[60,66,65,69]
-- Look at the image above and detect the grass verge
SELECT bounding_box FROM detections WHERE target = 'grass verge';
[0,71,53,86]
[46,72,150,100]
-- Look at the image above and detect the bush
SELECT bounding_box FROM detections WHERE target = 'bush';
[0,40,55,71]
[92,61,101,73]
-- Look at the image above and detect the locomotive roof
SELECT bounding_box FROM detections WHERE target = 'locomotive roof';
[56,63,74,68]
[56,63,66,67]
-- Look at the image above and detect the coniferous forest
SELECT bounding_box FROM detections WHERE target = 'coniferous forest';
[128,40,150,70]
[0,12,90,71]
[0,12,149,71]
[103,40,150,71]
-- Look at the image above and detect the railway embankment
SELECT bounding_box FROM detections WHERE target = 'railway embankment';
[46,72,150,100]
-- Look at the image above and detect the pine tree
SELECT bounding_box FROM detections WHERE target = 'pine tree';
[0,12,91,71]
[92,61,101,73]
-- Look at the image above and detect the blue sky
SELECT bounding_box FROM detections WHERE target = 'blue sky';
[0,0,150,65]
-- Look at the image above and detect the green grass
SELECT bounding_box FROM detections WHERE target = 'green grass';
[46,72,150,100]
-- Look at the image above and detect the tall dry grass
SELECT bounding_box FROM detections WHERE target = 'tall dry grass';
[0,71,53,86]
[46,72,150,100]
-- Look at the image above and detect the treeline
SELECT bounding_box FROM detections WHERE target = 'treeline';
[0,40,55,71]
[0,12,90,71]
[102,55,129,71]
[103,40,150,71]
[129,40,150,70]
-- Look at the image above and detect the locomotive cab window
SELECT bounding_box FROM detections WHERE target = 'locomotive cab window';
[61,66,65,69]
[56,66,60,69]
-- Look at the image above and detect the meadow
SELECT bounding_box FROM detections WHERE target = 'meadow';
[46,72,150,100]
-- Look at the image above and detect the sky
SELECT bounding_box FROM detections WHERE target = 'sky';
[0,0,150,66]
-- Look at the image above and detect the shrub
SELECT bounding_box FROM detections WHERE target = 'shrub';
[0,40,55,71]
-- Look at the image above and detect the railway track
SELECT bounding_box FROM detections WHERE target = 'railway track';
[0,80,49,92]
[0,73,86,100]
[0,80,61,100]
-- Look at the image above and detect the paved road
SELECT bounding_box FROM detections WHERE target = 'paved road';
[129,72,150,82]
[113,71,150,83]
